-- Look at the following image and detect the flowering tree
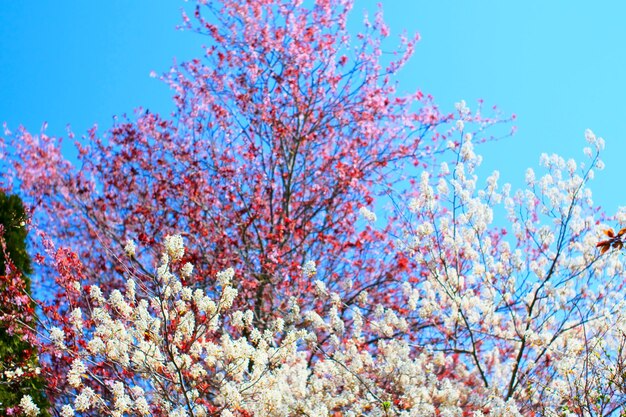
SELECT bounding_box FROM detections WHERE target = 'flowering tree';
[396,130,626,415]
[2,0,624,416]
[5,0,452,323]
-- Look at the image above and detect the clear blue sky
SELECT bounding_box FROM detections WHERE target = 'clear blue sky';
[1,1,624,214]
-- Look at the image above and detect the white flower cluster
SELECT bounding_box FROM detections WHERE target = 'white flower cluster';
[585,128,605,150]
[164,234,185,261]
[397,133,626,413]
[20,395,40,417]
[359,206,377,223]
[3,363,40,382]
[302,260,317,278]
[124,238,136,257]
[455,99,470,117]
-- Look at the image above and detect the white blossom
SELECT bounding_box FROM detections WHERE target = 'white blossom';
[164,234,185,261]
[124,239,136,257]
[302,260,317,278]
[181,262,194,278]
[60,405,75,417]
[216,267,235,287]
[67,358,86,388]
[20,395,40,417]
[49,326,65,349]
[359,206,377,223]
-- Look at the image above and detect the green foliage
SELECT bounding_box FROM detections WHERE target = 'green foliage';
[0,192,31,275]
[0,191,50,416]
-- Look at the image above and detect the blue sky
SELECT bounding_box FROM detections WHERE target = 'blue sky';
[1,1,624,215]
